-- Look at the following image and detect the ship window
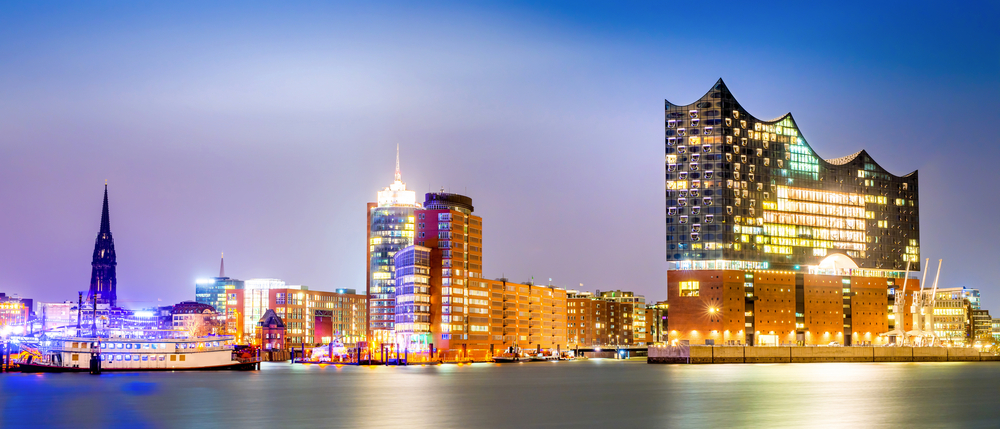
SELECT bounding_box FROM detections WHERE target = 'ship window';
[116,354,122,361]
[125,355,131,361]
[142,356,149,361]
[180,355,186,362]
[170,355,176,361]
[71,354,79,361]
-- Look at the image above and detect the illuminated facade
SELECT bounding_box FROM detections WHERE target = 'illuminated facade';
[194,254,244,316]
[665,79,919,273]
[230,280,366,348]
[925,287,979,345]
[665,79,923,346]
[568,291,647,347]
[368,147,420,342]
[392,245,432,348]
[392,192,570,361]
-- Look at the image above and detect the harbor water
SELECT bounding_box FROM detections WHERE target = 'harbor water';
[2,359,999,428]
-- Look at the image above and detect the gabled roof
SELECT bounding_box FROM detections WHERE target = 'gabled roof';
[257,309,285,328]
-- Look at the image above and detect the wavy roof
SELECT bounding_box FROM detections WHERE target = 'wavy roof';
[667,78,917,180]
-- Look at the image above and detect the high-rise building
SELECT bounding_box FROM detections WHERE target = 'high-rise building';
[412,192,485,356]
[367,147,420,344]
[88,184,118,307]
[392,192,569,361]
[195,253,245,315]
[665,80,922,346]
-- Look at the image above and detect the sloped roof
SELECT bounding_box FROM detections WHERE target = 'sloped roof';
[257,309,285,328]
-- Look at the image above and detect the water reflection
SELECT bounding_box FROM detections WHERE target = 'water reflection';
[1,361,998,428]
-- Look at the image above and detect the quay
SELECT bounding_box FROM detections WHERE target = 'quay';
[648,345,1000,364]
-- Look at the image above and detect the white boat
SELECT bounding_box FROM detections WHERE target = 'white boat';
[19,334,258,372]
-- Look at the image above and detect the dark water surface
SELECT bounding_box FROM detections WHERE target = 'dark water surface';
[2,360,1000,428]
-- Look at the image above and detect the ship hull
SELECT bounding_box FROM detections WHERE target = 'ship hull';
[18,361,259,373]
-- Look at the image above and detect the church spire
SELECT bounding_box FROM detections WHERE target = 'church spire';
[219,252,225,278]
[89,183,118,307]
[394,144,401,183]
[100,184,111,234]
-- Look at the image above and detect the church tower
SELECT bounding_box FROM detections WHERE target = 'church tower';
[88,184,118,307]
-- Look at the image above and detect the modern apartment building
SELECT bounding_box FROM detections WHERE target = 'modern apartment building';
[567,291,646,347]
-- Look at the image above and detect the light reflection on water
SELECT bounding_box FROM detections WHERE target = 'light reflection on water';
[2,360,999,428]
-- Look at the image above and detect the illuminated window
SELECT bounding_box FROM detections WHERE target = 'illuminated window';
[680,281,700,297]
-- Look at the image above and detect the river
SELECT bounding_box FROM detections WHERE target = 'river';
[2,359,998,428]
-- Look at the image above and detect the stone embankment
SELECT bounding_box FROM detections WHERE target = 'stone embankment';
[648,345,1000,364]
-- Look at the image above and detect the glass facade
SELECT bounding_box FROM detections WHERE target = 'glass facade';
[665,79,919,272]
[195,277,244,313]
[369,206,417,333]
[393,245,432,349]
[368,149,421,341]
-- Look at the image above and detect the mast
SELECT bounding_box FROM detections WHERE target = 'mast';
[926,259,943,345]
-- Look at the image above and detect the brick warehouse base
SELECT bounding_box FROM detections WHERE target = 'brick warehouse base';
[648,345,1000,364]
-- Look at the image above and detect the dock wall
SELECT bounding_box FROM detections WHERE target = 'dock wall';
[648,345,1000,364]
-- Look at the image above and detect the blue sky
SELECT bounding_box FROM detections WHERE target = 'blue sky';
[0,1,998,310]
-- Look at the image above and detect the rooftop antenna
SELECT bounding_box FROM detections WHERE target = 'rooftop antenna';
[394,144,401,183]
[220,252,225,278]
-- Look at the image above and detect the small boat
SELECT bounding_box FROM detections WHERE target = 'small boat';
[492,353,521,363]
[527,352,559,362]
[19,334,259,373]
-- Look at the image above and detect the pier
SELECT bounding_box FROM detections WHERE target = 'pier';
[648,345,1000,364]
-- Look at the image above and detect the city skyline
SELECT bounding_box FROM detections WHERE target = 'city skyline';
[0,2,998,312]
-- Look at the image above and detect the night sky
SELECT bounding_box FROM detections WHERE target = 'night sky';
[1,2,997,311]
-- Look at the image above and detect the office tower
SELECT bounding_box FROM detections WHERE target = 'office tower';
[195,253,244,314]
[367,147,420,344]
